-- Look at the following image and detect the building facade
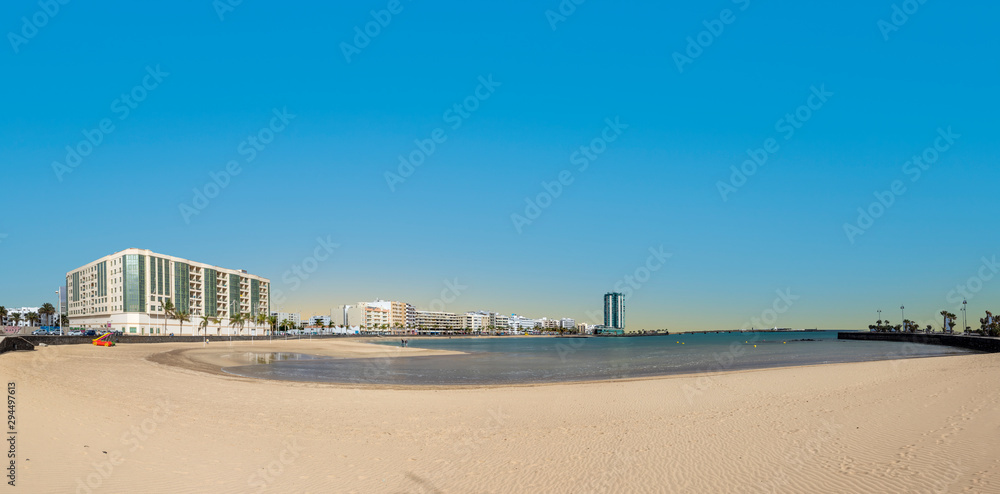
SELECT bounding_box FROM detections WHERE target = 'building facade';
[271,311,302,328]
[308,315,331,327]
[2,307,42,327]
[66,248,270,335]
[414,311,463,330]
[604,292,625,330]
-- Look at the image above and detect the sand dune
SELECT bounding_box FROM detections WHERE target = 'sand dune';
[2,339,997,493]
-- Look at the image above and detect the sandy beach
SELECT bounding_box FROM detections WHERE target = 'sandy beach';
[3,338,998,493]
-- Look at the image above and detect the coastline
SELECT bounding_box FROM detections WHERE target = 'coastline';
[3,339,998,492]
[157,338,979,390]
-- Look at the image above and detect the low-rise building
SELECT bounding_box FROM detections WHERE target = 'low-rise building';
[414,311,463,330]
[271,311,301,328]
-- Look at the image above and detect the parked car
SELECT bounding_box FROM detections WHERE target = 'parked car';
[67,330,83,336]
[84,330,97,337]
[31,329,47,335]
[47,329,62,336]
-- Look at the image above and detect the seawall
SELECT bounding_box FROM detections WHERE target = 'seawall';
[838,332,1000,353]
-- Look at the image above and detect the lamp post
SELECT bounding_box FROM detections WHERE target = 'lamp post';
[900,305,905,332]
[962,299,968,335]
[877,309,882,330]
[55,289,61,335]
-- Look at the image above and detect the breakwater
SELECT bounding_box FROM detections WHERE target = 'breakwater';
[838,332,1000,353]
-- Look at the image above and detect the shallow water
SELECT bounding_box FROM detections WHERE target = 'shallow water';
[221,331,978,385]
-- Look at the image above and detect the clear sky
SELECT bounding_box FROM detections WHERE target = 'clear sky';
[2,1,998,331]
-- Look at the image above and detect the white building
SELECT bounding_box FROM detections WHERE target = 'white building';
[414,311,463,331]
[509,314,541,331]
[463,312,490,332]
[271,311,301,328]
[66,248,270,335]
[560,318,576,330]
[308,315,331,327]
[2,307,42,327]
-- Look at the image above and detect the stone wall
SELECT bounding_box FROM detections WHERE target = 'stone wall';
[838,332,1000,353]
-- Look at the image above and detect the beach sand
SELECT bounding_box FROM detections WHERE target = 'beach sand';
[3,338,998,493]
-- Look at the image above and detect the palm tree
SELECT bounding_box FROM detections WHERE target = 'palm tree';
[162,299,175,335]
[213,316,222,336]
[10,313,21,326]
[940,311,958,333]
[229,313,242,336]
[256,313,267,335]
[981,311,999,337]
[25,312,40,327]
[38,303,56,327]
[0,306,7,326]
[175,311,190,336]
[199,315,210,335]
[267,315,277,335]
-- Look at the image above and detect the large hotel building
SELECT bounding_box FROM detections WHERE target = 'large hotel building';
[66,248,270,335]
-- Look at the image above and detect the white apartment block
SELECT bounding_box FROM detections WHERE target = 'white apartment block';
[2,307,43,327]
[66,248,270,335]
[342,300,411,331]
[308,315,331,327]
[414,310,463,330]
[560,318,576,330]
[271,311,301,328]
[463,312,490,331]
[509,315,541,331]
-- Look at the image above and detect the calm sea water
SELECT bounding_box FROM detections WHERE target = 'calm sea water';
[221,331,978,385]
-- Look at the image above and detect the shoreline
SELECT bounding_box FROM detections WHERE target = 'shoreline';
[150,338,981,390]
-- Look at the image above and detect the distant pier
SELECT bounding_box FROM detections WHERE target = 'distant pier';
[683,329,812,335]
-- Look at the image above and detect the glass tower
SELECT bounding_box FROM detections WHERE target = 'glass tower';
[604,292,625,330]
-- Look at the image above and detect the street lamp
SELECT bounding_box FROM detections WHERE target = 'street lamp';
[55,289,61,335]
[963,299,968,335]
[900,305,905,332]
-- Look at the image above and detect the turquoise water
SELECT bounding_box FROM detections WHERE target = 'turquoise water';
[221,331,978,385]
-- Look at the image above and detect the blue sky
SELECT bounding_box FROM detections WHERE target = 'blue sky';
[2,1,998,331]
